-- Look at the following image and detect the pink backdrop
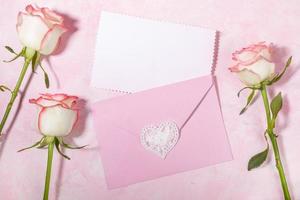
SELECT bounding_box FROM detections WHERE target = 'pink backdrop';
[0,0,300,199]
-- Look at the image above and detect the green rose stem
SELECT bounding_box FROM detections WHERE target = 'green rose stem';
[43,139,54,200]
[18,135,84,199]
[261,84,291,200]
[0,47,36,136]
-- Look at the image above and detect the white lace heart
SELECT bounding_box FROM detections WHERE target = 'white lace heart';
[140,121,180,159]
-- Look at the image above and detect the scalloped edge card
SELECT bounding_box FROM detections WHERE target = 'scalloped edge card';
[91,11,216,93]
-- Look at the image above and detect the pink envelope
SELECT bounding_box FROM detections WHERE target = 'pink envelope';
[92,75,233,189]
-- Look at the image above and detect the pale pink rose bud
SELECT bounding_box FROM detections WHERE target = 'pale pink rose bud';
[16,4,67,55]
[29,94,79,137]
[229,42,275,86]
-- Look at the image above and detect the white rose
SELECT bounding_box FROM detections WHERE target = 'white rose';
[16,5,67,55]
[29,94,79,137]
[229,42,275,86]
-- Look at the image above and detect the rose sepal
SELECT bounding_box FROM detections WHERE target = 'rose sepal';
[3,46,26,63]
[0,85,12,93]
[18,136,86,160]
[265,56,292,86]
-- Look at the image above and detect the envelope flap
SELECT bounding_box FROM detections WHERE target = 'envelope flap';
[92,75,214,135]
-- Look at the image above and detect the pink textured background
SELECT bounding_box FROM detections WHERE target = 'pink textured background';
[0,0,300,199]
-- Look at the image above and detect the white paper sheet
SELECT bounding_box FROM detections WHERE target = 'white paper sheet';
[91,11,216,92]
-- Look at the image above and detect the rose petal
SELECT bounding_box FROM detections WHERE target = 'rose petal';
[26,5,43,17]
[16,12,23,27]
[250,42,268,52]
[39,25,66,55]
[62,96,78,108]
[237,69,262,86]
[24,5,56,28]
[41,93,67,101]
[259,48,272,61]
[42,8,64,24]
[246,59,275,81]
[32,94,79,109]
[29,97,68,108]
[228,64,240,72]
[234,50,257,63]
[25,4,35,13]
[17,13,49,51]
[38,105,78,137]
[232,42,272,66]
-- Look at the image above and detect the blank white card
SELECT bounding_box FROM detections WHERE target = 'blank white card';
[91,11,216,92]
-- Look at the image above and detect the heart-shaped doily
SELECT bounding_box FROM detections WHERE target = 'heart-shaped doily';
[140,121,180,159]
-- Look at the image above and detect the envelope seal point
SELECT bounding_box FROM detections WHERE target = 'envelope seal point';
[140,121,180,159]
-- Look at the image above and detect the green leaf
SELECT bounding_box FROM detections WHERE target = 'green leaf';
[54,137,70,160]
[248,147,269,171]
[240,89,256,115]
[4,46,17,55]
[270,56,292,84]
[270,92,283,119]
